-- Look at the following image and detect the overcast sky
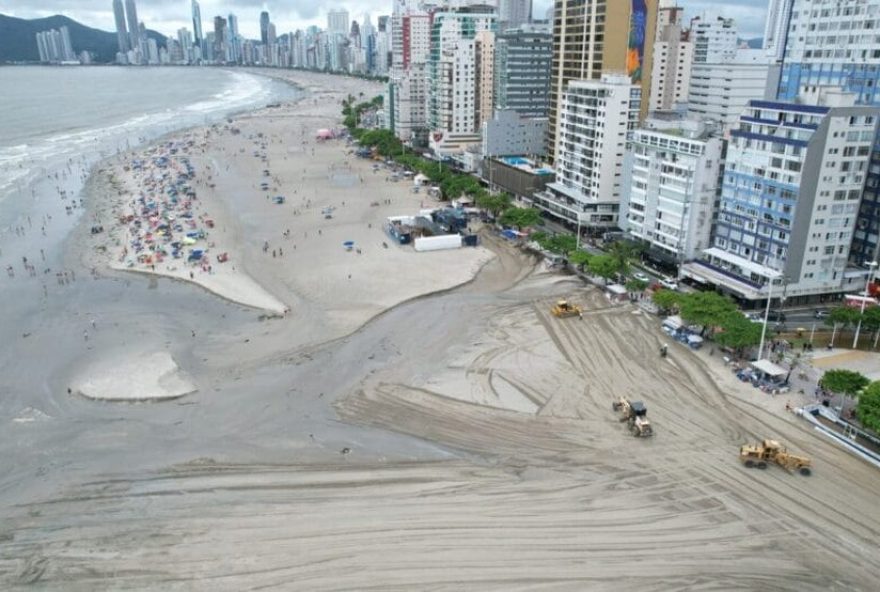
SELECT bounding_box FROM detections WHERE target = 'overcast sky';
[2,1,769,39]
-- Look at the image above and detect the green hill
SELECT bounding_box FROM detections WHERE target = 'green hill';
[0,13,166,63]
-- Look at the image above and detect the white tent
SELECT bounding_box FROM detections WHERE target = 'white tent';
[751,359,787,378]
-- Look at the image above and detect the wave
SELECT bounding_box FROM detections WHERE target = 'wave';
[0,70,287,202]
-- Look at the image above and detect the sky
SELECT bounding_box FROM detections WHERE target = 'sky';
[1,0,770,39]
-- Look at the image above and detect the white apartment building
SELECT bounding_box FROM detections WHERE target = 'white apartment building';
[621,120,723,263]
[691,16,737,64]
[763,0,793,61]
[680,95,879,301]
[427,9,496,134]
[392,64,427,142]
[687,51,774,128]
[531,74,641,230]
[390,12,431,142]
[649,2,693,112]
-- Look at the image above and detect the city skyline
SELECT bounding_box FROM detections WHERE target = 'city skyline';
[5,0,770,39]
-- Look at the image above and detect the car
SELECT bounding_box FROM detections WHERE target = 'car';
[814,309,831,319]
[744,312,763,323]
[658,277,679,290]
[633,272,650,283]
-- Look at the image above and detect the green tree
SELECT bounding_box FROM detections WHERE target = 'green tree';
[861,307,880,349]
[607,240,643,277]
[626,278,649,293]
[825,306,861,346]
[856,380,880,433]
[678,291,738,333]
[588,254,618,283]
[714,312,763,356]
[475,192,512,217]
[652,289,682,312]
[569,250,593,269]
[820,369,870,413]
[544,234,578,255]
[499,207,542,230]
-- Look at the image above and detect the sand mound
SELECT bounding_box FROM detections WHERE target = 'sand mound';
[75,351,196,402]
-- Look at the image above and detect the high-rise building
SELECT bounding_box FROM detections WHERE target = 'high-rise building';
[548,0,658,162]
[260,11,270,45]
[177,28,192,63]
[498,0,532,31]
[690,16,737,64]
[113,0,128,53]
[427,8,496,134]
[687,51,774,127]
[328,9,350,36]
[494,25,553,119]
[191,0,203,48]
[474,31,496,130]
[390,10,431,142]
[227,13,239,63]
[214,16,227,63]
[776,0,880,268]
[648,1,692,112]
[124,0,140,54]
[533,74,641,230]
[680,97,878,302]
[59,25,75,61]
[763,0,793,62]
[621,119,723,264]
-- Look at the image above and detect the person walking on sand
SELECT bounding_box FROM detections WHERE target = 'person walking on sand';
[83,330,89,342]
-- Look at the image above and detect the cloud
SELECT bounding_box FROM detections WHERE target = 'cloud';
[4,0,768,38]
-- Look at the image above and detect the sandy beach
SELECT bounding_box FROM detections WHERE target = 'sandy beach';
[2,69,879,591]
[84,70,494,340]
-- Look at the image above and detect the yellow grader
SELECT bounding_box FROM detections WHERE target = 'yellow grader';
[612,397,653,437]
[739,439,812,475]
[551,300,583,319]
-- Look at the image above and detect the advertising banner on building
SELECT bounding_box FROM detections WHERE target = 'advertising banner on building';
[627,0,647,84]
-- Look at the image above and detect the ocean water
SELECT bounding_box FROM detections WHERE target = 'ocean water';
[0,66,297,208]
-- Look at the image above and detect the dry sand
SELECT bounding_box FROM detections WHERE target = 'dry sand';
[73,351,196,402]
[84,70,493,338]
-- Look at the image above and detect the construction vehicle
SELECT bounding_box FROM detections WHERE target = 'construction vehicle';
[612,397,654,437]
[739,439,812,475]
[551,300,583,319]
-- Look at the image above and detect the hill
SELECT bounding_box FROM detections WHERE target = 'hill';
[0,14,165,63]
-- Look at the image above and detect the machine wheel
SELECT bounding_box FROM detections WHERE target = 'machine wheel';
[744,459,755,468]
[799,467,812,476]
[757,461,768,469]
[631,426,641,436]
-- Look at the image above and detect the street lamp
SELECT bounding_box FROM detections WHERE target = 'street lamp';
[852,261,879,348]
[757,272,782,361]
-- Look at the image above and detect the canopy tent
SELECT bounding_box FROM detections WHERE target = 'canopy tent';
[751,359,787,378]
[662,315,683,331]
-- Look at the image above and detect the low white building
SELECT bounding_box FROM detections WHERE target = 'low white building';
[621,119,723,265]
[687,50,775,128]
[481,109,547,157]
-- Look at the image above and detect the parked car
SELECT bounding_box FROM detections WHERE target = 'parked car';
[658,277,679,291]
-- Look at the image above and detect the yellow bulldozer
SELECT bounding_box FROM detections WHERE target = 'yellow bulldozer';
[551,299,583,319]
[739,439,812,475]
[612,397,653,437]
